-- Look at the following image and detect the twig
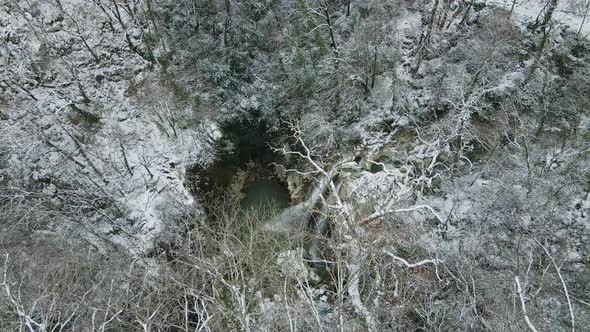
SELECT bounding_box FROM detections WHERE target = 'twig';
[535,240,575,332]
[384,251,443,268]
[515,276,539,332]
[361,204,445,225]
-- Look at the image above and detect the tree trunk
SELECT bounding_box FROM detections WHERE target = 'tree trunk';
[523,0,559,85]
[224,0,232,47]
[324,4,338,54]
[446,1,465,29]
[346,0,351,17]
[534,71,550,138]
[459,2,472,25]
[370,46,378,89]
[426,0,440,41]
[412,0,439,73]
[437,0,451,29]
[578,0,589,35]
[509,0,517,19]
[144,0,159,36]
[539,0,558,53]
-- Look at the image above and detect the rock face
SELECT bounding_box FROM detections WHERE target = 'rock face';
[286,172,305,203]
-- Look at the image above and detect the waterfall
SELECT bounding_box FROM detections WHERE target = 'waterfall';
[263,174,330,233]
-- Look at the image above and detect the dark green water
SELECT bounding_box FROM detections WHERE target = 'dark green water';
[191,117,292,211]
[240,179,290,210]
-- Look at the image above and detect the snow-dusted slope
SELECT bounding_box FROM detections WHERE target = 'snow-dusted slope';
[0,0,221,255]
[490,0,589,34]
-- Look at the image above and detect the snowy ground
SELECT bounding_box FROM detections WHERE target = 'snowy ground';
[0,0,223,255]
[490,0,589,34]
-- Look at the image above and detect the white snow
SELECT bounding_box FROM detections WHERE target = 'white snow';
[0,0,222,255]
[489,0,590,35]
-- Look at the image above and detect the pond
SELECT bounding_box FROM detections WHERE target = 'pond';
[240,178,291,210]
[189,118,292,213]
